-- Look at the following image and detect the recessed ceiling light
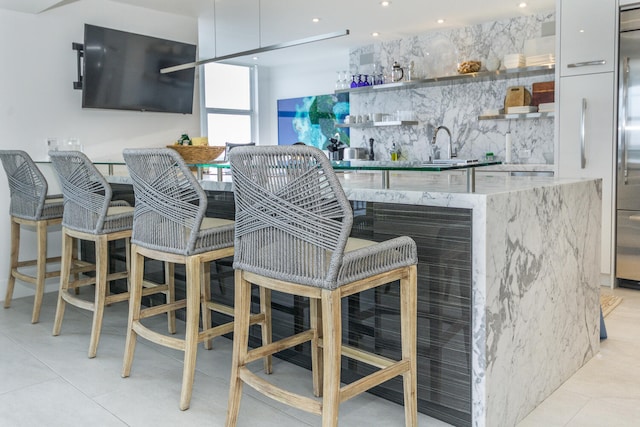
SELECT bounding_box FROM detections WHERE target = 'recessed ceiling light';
[252,56,259,60]
[436,18,445,24]
[519,2,527,7]
[372,32,380,37]
[380,1,391,7]
[312,17,320,23]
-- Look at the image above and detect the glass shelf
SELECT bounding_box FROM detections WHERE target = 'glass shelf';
[477,111,555,120]
[335,65,555,94]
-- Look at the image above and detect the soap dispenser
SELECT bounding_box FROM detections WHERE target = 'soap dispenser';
[390,143,399,161]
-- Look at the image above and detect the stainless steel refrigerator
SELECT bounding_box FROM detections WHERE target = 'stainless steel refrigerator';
[617,8,640,283]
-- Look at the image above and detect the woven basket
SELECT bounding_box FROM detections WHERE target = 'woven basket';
[166,145,225,164]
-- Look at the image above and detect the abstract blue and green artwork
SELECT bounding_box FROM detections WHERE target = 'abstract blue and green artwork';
[277,93,349,149]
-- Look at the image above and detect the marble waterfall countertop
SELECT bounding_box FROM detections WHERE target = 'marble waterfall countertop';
[97,163,601,427]
[193,171,601,427]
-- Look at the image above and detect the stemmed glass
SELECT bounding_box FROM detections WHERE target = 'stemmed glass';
[335,71,343,90]
[341,71,349,89]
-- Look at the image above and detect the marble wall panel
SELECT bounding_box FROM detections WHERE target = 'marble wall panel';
[347,13,556,166]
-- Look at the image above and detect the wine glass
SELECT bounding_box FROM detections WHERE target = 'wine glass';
[335,71,343,90]
[341,71,349,89]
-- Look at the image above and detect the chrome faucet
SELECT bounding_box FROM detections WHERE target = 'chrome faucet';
[432,125,456,159]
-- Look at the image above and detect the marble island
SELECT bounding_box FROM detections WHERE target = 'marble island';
[196,171,601,427]
[78,161,601,427]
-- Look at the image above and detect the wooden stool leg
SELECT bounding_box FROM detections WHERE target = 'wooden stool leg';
[31,220,48,324]
[72,239,80,295]
[310,297,323,397]
[321,289,341,427]
[401,266,418,427]
[4,219,19,309]
[124,237,131,292]
[52,230,73,336]
[180,256,201,411]
[202,261,213,350]
[166,262,176,334]
[260,286,273,374]
[225,270,252,427]
[88,235,108,358]
[122,246,144,378]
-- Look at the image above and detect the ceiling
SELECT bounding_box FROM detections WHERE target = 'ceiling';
[1,0,556,66]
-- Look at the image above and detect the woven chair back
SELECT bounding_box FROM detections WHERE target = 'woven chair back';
[123,148,208,255]
[0,150,49,220]
[229,145,353,289]
[49,151,113,233]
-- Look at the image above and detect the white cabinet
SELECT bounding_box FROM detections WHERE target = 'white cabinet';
[557,0,617,280]
[557,72,616,276]
[558,0,616,76]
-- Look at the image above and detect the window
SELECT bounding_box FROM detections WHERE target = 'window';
[202,63,255,146]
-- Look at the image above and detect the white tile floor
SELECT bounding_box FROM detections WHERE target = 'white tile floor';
[2,286,637,427]
[0,291,444,427]
[518,286,640,427]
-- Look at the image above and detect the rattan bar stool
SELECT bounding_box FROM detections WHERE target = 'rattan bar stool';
[49,150,175,358]
[121,148,271,411]
[0,150,66,323]
[226,146,418,427]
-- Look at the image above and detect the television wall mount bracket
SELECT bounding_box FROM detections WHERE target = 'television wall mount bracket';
[72,42,84,90]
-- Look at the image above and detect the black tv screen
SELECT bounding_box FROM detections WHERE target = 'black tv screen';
[82,24,196,114]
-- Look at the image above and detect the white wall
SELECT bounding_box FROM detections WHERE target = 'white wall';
[0,0,199,303]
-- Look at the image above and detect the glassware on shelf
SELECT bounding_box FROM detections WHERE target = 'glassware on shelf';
[350,74,358,88]
[335,71,343,90]
[356,74,365,87]
[341,71,349,89]
[65,138,83,152]
[391,61,404,82]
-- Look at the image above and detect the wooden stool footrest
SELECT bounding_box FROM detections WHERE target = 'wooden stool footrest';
[340,360,411,403]
[12,270,40,284]
[105,292,130,305]
[16,255,62,268]
[61,292,96,311]
[132,321,185,351]
[239,366,322,415]
[204,300,234,317]
[338,343,398,370]
[246,330,314,364]
[141,282,169,296]
[106,271,129,282]
[200,321,234,341]
[140,300,187,319]
[201,310,266,342]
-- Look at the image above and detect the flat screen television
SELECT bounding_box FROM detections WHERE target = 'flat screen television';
[82,24,196,114]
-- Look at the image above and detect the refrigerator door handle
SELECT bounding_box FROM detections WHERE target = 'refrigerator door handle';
[622,57,630,184]
[580,98,587,169]
[567,59,607,68]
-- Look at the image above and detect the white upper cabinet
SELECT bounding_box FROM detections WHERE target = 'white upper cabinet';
[559,0,616,76]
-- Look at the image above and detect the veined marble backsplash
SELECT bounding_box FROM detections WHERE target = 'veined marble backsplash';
[346,12,556,165]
